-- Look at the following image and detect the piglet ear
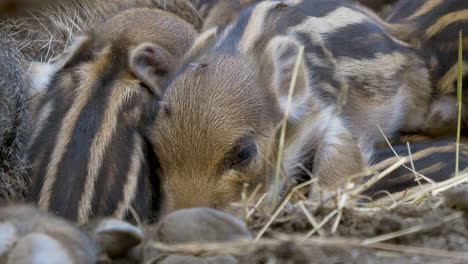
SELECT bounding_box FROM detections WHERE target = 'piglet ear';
[89,218,143,258]
[266,36,310,118]
[130,43,175,97]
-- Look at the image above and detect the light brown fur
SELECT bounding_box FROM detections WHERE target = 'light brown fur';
[150,54,280,213]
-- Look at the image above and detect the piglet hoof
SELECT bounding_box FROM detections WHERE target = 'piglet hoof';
[89,218,143,258]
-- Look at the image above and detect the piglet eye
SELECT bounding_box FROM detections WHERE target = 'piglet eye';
[230,142,257,168]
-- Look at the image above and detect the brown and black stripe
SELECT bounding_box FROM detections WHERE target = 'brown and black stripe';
[364,138,468,198]
[386,0,468,96]
[152,0,432,198]
[27,37,159,224]
[207,0,430,120]
[27,8,197,223]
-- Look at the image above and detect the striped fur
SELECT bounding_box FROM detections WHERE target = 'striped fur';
[146,0,435,214]
[363,138,468,199]
[190,0,397,31]
[385,0,468,135]
[27,8,197,223]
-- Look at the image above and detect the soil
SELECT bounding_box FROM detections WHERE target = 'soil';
[240,189,468,264]
[137,186,468,264]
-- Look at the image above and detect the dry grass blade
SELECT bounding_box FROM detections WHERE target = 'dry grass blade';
[297,201,325,237]
[456,30,463,178]
[331,189,350,234]
[331,210,342,234]
[246,193,267,221]
[350,157,409,196]
[242,184,263,224]
[241,183,249,224]
[271,45,305,209]
[405,142,436,186]
[255,178,315,242]
[302,209,338,240]
[431,170,468,196]
[388,170,468,209]
[375,125,430,183]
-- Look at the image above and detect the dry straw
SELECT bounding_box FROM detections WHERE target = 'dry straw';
[455,30,463,178]
[271,45,305,208]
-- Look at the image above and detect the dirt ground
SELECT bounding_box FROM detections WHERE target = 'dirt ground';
[142,185,468,264]
[243,198,468,264]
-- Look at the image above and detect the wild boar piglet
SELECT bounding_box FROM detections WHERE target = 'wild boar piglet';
[147,0,435,214]
[27,8,197,223]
